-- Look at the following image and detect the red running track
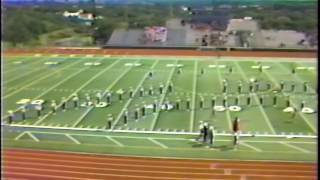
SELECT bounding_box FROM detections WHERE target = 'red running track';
[2,148,317,180]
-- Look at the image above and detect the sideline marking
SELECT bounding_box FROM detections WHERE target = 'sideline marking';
[150,60,177,131]
[240,142,262,152]
[14,132,27,141]
[280,142,311,153]
[148,138,168,149]
[33,59,121,126]
[27,132,40,142]
[234,62,276,134]
[65,134,81,144]
[106,136,124,147]
[190,60,198,132]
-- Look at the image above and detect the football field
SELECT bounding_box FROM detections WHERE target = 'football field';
[2,53,317,162]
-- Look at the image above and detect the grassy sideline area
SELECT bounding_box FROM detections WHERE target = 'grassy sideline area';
[2,54,317,162]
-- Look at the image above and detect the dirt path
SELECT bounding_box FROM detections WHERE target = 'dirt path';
[3,148,316,180]
[4,48,317,58]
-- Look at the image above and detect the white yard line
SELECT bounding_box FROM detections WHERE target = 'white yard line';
[240,142,262,152]
[280,142,311,153]
[33,59,121,126]
[149,60,178,131]
[28,130,316,144]
[27,132,40,142]
[4,56,39,74]
[189,60,198,132]
[3,59,84,99]
[3,57,51,85]
[262,64,316,133]
[106,136,124,147]
[234,62,277,134]
[72,63,135,128]
[14,132,27,141]
[277,63,316,93]
[35,68,85,99]
[216,61,233,130]
[148,138,168,148]
[71,108,93,128]
[65,134,81,144]
[111,60,159,130]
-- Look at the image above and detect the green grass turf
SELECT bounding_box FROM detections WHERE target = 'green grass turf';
[2,54,317,161]
[2,128,317,162]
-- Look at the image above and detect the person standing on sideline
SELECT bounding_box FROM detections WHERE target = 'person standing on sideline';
[208,126,215,147]
[203,122,209,143]
[7,110,14,124]
[107,115,113,129]
[197,121,204,142]
[233,117,240,147]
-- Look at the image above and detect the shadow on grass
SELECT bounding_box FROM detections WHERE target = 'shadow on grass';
[189,141,234,151]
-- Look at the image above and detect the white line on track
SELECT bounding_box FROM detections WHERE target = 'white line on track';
[65,134,81,144]
[148,138,168,149]
[234,62,277,134]
[33,59,121,126]
[240,142,262,152]
[4,167,202,180]
[280,142,311,153]
[105,136,124,147]
[149,60,177,131]
[189,60,198,132]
